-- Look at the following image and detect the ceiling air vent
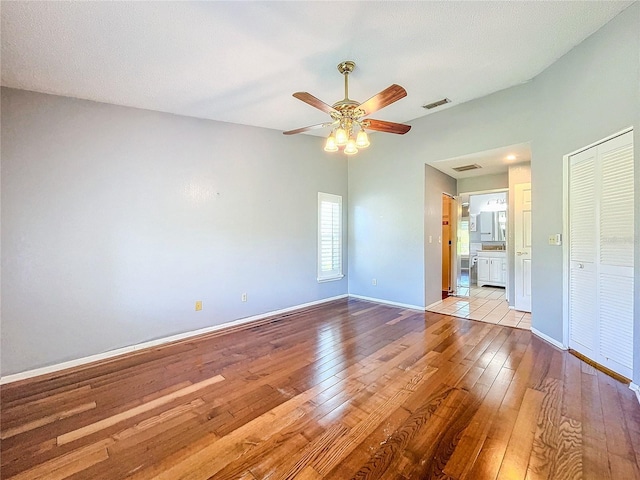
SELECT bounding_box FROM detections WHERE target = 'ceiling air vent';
[422,98,451,110]
[452,164,482,172]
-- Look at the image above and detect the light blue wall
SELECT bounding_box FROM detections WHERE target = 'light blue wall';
[2,5,638,381]
[424,166,457,307]
[457,173,508,194]
[348,81,535,308]
[530,3,640,353]
[1,88,348,375]
[346,138,427,308]
[348,4,639,381]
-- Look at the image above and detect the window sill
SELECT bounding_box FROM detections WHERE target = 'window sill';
[317,275,344,283]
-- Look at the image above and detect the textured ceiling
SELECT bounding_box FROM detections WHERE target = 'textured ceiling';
[1,1,633,137]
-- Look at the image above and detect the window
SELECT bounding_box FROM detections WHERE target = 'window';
[317,192,343,282]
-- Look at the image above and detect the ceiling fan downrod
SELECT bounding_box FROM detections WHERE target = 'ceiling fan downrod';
[337,61,356,103]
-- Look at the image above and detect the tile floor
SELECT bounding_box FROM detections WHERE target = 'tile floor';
[428,286,531,330]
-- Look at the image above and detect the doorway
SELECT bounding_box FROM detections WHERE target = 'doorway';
[456,190,508,298]
[431,189,529,328]
[426,142,532,324]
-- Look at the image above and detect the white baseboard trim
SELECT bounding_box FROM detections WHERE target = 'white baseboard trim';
[531,327,567,351]
[349,294,425,312]
[630,383,640,406]
[0,294,348,385]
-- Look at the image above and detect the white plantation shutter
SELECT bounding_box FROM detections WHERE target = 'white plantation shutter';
[317,193,343,282]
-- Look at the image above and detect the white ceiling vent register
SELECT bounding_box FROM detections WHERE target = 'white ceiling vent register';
[452,164,482,172]
[422,98,451,110]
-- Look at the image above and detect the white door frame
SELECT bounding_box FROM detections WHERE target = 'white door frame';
[562,126,634,349]
[450,195,461,295]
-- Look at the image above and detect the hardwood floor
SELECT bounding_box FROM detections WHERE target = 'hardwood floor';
[2,298,640,479]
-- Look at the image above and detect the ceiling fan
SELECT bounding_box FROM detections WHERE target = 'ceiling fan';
[284,61,411,155]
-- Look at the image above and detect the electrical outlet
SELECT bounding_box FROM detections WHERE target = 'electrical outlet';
[241,293,247,302]
[372,278,377,286]
[195,301,202,311]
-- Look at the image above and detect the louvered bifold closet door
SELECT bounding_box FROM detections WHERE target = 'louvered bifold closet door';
[598,132,634,378]
[568,130,634,380]
[569,148,597,358]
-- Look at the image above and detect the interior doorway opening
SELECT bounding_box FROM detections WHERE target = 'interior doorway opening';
[427,142,532,328]
[455,190,508,298]
[431,187,530,330]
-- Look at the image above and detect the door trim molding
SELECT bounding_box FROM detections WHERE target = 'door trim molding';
[565,126,634,158]
[562,151,570,348]
[630,383,640,406]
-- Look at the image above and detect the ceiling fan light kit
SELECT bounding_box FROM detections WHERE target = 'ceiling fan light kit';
[324,133,338,152]
[356,129,370,148]
[284,61,411,156]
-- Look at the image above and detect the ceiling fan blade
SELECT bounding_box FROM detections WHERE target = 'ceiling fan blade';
[364,119,411,135]
[292,92,338,115]
[357,84,407,116]
[283,122,332,135]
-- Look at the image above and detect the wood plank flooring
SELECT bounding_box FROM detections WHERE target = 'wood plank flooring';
[2,298,640,479]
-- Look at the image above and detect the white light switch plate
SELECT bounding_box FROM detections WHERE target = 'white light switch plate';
[548,234,562,246]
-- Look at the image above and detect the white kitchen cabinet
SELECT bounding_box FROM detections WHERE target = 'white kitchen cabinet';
[477,257,490,284]
[477,251,506,287]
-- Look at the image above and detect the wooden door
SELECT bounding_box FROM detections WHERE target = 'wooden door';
[442,195,452,292]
